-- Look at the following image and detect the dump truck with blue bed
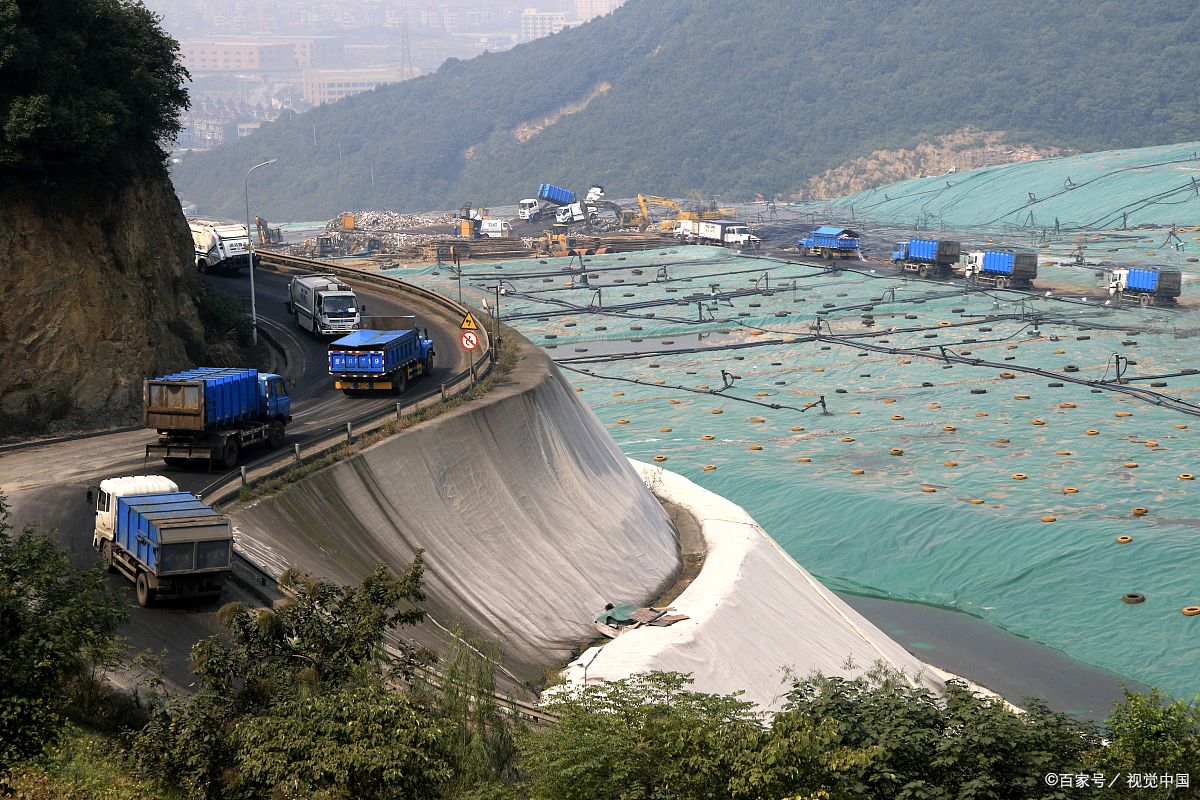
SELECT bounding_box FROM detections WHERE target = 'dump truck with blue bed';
[964,250,1038,289]
[1108,268,1183,306]
[89,475,232,607]
[144,368,292,469]
[892,238,961,278]
[798,226,861,259]
[328,327,435,394]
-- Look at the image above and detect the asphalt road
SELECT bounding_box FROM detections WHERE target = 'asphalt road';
[0,265,469,690]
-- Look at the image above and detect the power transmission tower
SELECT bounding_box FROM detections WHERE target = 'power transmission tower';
[399,16,415,80]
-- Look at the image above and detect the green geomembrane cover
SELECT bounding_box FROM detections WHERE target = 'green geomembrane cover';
[386,242,1200,697]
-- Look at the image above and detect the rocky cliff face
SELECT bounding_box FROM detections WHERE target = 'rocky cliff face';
[797,128,1071,200]
[0,173,204,434]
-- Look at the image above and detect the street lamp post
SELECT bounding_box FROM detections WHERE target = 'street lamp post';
[244,159,277,346]
[492,284,501,364]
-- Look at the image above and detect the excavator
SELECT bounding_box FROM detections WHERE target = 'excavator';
[629,194,737,231]
[589,200,641,230]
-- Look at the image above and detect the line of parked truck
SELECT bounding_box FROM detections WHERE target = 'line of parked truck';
[885,235,1181,302]
[795,227,1182,304]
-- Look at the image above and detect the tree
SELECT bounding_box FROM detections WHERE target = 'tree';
[428,630,520,798]
[135,558,434,800]
[521,671,765,800]
[191,559,428,712]
[0,494,126,768]
[228,685,453,800]
[0,0,189,176]
[1095,688,1200,798]
[778,666,1102,799]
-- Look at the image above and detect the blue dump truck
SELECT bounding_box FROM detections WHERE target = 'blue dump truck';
[891,238,961,278]
[144,368,292,469]
[1108,267,1183,306]
[328,328,435,394]
[798,226,861,259]
[963,249,1038,289]
[89,475,233,607]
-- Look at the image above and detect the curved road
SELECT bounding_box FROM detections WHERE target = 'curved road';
[0,265,469,689]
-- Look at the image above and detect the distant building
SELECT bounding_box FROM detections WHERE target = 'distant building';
[274,36,345,69]
[520,8,567,42]
[177,98,280,149]
[574,0,625,20]
[302,66,407,106]
[180,40,297,72]
[181,36,344,72]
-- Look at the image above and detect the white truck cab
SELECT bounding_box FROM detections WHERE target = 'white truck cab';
[91,475,179,549]
[555,202,589,224]
[697,220,760,248]
[518,199,541,221]
[288,275,361,337]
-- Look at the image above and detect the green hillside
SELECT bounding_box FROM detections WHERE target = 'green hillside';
[172,0,1200,220]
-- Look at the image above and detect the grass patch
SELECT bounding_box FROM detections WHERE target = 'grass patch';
[238,329,522,504]
[2,723,182,800]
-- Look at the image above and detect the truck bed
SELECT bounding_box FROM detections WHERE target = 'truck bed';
[115,492,232,576]
[145,368,259,431]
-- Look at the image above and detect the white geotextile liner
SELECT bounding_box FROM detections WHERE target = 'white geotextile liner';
[574,461,945,711]
[232,359,679,673]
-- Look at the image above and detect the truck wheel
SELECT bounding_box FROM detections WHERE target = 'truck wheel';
[268,420,285,448]
[395,372,408,395]
[136,572,155,608]
[918,265,929,278]
[101,540,115,573]
[221,439,240,469]
[423,353,435,376]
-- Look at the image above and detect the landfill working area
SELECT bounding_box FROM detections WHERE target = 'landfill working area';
[381,246,1200,698]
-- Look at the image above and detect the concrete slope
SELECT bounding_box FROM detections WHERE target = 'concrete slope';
[231,345,680,676]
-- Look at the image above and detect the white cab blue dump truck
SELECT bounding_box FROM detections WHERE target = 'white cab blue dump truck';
[287,274,362,337]
[90,475,233,607]
[892,238,962,278]
[798,226,861,259]
[1108,267,1183,306]
[328,328,435,394]
[144,368,292,469]
[963,250,1038,289]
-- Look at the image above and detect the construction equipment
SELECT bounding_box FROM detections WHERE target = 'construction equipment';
[144,368,291,468]
[892,239,961,278]
[329,326,435,394]
[1107,268,1182,306]
[798,227,862,259]
[964,250,1038,289]
[633,194,737,231]
[89,475,232,607]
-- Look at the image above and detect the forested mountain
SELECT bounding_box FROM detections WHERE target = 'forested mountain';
[172,0,1200,220]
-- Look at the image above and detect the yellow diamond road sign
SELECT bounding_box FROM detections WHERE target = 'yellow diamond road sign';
[460,311,479,331]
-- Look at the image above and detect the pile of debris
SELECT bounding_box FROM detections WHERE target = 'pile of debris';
[326,210,456,232]
[595,602,688,639]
